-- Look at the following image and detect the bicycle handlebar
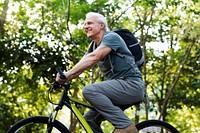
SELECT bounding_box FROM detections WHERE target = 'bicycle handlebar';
[50,67,68,90]
[56,67,66,79]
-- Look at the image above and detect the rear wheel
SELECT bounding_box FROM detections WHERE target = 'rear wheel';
[136,120,179,133]
[7,116,70,133]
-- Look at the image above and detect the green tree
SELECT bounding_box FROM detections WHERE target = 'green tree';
[0,0,199,132]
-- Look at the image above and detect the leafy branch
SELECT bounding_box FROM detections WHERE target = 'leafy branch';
[159,37,197,119]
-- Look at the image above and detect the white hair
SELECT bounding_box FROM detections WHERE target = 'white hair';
[86,12,110,31]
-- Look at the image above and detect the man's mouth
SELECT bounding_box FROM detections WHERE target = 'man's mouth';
[85,28,92,33]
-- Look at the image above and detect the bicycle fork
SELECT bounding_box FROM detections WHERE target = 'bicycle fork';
[46,106,60,133]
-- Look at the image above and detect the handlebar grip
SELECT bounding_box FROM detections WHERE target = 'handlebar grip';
[56,67,66,79]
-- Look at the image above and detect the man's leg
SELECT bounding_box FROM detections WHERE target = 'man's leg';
[82,79,144,130]
[84,109,105,133]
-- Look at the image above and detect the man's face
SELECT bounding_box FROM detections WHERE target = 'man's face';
[83,16,103,39]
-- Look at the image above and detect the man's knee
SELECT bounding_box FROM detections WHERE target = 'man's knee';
[82,85,95,99]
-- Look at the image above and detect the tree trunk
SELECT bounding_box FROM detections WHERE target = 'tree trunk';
[159,39,196,120]
[134,104,140,124]
[0,0,9,38]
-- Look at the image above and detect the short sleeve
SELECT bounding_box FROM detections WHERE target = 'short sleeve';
[100,32,124,52]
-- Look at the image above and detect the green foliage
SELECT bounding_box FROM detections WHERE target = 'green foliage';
[167,106,200,132]
[0,0,199,132]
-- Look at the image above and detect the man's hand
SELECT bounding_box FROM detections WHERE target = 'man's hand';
[56,72,67,84]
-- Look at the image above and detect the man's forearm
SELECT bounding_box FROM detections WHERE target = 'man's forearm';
[66,53,98,81]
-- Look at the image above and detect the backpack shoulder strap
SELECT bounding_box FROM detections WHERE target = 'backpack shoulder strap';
[85,41,96,56]
[108,54,114,74]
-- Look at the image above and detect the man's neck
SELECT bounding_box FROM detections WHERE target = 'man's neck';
[93,31,106,46]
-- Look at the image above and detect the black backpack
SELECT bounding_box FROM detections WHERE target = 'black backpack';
[112,29,149,107]
[112,28,144,68]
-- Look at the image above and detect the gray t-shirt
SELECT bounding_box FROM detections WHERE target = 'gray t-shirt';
[86,31,142,80]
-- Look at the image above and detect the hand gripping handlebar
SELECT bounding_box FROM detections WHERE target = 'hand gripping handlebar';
[56,67,66,79]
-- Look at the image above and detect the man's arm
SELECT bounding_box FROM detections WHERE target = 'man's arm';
[56,45,112,83]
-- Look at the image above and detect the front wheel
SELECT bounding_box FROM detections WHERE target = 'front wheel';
[136,120,179,133]
[7,116,70,133]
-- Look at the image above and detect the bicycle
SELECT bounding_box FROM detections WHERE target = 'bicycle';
[7,67,179,133]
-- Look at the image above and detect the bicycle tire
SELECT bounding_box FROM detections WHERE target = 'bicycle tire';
[136,120,179,133]
[7,116,70,133]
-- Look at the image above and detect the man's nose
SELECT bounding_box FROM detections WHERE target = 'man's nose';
[83,24,88,30]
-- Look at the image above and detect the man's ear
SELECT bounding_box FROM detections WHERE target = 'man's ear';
[100,23,105,30]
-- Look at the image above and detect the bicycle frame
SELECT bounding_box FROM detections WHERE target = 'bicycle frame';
[69,97,94,133]
[49,83,95,133]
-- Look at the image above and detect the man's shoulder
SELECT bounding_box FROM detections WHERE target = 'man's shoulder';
[105,31,119,36]
[103,31,121,41]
